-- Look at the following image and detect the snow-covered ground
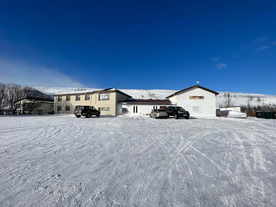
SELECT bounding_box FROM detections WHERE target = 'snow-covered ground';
[39,87,276,108]
[1,115,276,206]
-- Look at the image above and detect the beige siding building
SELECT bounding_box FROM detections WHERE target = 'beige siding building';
[15,97,54,114]
[54,88,132,116]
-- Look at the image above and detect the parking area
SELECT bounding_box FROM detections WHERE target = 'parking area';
[0,115,276,206]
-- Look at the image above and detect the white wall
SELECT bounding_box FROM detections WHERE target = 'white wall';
[171,88,217,117]
[117,104,168,116]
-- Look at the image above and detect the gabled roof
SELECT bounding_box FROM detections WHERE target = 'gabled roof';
[166,85,219,98]
[120,99,173,105]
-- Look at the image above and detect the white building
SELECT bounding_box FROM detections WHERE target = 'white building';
[118,99,173,116]
[167,85,219,117]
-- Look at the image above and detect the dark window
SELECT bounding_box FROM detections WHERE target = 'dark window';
[76,95,81,101]
[133,106,135,113]
[66,96,70,101]
[99,93,110,100]
[57,106,62,111]
[85,95,90,100]
[66,106,70,111]
[58,96,62,101]
[136,106,138,113]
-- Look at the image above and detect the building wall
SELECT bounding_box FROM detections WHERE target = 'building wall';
[15,99,54,114]
[118,103,171,116]
[171,88,217,117]
[54,94,93,114]
[94,93,116,116]
[40,103,54,113]
[54,91,130,116]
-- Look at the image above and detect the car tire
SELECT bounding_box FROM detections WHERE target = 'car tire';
[97,114,100,117]
[185,116,189,119]
[86,113,91,118]
[76,115,81,118]
[174,113,178,119]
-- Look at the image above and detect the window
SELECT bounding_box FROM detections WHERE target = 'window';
[98,107,110,111]
[66,96,70,101]
[85,95,90,101]
[133,106,138,113]
[58,96,62,101]
[66,106,70,111]
[76,95,80,101]
[99,93,110,100]
[57,106,62,111]
[189,96,204,99]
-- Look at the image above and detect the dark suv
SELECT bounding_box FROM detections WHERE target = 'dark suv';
[166,106,190,119]
[74,105,101,118]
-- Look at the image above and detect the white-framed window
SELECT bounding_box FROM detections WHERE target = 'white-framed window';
[66,96,70,101]
[98,107,110,111]
[58,96,62,101]
[99,93,110,101]
[189,96,204,99]
[76,95,81,101]
[57,106,62,111]
[85,95,90,101]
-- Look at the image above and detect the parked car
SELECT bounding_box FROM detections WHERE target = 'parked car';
[149,109,168,119]
[74,105,101,118]
[166,106,190,119]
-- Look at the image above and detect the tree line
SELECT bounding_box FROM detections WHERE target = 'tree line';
[0,83,52,113]
[219,92,276,116]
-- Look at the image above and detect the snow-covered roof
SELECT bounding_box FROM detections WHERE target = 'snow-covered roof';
[53,87,132,98]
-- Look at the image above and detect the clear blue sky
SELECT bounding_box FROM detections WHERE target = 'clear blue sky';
[0,0,276,94]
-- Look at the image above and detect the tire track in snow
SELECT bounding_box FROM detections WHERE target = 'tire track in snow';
[138,131,206,204]
[191,146,231,176]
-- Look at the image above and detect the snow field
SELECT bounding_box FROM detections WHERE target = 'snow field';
[0,115,276,206]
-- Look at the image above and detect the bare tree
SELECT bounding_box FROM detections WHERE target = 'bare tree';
[2,83,52,113]
[222,93,234,107]
[0,83,7,110]
[256,97,261,103]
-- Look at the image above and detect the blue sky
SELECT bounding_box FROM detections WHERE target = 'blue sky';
[0,0,276,94]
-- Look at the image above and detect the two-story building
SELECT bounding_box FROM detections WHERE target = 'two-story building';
[53,88,132,116]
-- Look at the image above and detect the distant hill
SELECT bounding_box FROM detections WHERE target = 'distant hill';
[37,87,276,108]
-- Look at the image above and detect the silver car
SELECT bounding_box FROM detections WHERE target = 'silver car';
[149,109,168,119]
